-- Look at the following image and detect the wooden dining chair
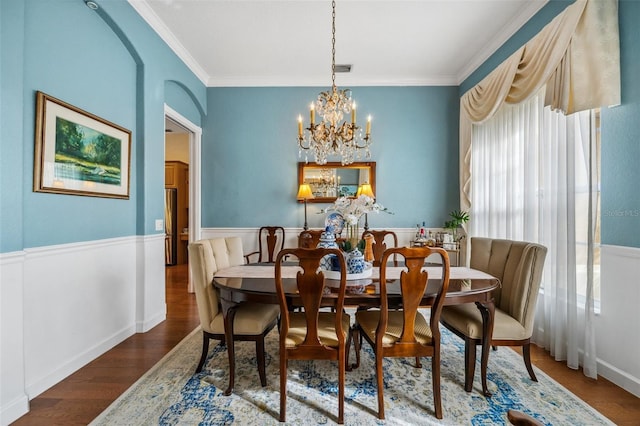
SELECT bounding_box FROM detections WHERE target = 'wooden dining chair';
[352,246,451,420]
[274,247,350,424]
[361,229,399,266]
[507,410,544,426]
[297,229,324,248]
[244,226,285,263]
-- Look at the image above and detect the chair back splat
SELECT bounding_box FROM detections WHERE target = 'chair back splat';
[297,229,324,248]
[244,226,285,263]
[361,229,399,266]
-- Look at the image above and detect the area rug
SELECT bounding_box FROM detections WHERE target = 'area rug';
[91,315,613,425]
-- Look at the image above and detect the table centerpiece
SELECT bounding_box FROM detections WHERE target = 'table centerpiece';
[322,194,391,248]
[318,195,392,278]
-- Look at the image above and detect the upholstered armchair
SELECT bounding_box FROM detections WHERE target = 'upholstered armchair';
[440,237,547,392]
[188,237,280,388]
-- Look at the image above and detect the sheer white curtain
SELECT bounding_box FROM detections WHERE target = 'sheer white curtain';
[470,89,599,378]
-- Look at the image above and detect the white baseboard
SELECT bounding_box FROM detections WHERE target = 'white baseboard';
[598,357,640,398]
[26,325,136,399]
[0,394,29,426]
[137,309,166,333]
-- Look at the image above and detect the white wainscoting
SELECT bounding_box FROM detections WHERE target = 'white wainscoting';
[135,235,168,332]
[3,232,635,425]
[201,227,445,255]
[200,227,466,268]
[0,252,28,425]
[597,244,640,397]
[0,234,167,424]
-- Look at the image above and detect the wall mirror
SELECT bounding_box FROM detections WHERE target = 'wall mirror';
[298,161,376,203]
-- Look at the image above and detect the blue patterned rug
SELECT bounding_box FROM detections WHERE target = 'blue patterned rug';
[91,313,613,425]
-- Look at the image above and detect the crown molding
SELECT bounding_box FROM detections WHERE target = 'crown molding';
[129,0,547,88]
[206,75,459,88]
[455,0,548,84]
[127,0,210,86]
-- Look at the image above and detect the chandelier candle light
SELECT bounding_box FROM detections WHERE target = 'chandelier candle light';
[297,0,372,166]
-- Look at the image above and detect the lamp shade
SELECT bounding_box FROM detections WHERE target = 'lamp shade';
[357,183,375,198]
[297,184,314,200]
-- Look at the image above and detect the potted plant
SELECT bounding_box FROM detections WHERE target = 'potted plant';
[444,210,470,245]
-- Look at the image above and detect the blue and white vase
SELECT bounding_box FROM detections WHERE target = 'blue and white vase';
[317,227,339,270]
[346,248,366,274]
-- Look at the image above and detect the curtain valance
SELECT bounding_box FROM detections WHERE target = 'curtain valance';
[460,0,620,213]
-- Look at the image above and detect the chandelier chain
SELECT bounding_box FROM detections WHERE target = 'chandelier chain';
[331,0,336,92]
[296,0,373,165]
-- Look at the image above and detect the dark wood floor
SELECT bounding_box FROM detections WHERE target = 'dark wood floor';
[12,264,640,425]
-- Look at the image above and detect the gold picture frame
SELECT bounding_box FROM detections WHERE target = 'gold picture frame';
[33,91,131,199]
[297,161,376,203]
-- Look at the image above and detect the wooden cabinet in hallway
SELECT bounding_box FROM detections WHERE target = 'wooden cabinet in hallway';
[165,161,189,265]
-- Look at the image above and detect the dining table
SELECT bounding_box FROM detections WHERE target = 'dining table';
[213,264,500,397]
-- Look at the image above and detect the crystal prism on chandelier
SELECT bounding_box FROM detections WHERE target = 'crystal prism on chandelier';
[296,0,372,166]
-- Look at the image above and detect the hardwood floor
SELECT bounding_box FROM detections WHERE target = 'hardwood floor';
[12,264,640,425]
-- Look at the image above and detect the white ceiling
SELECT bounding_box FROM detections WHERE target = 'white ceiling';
[130,0,547,87]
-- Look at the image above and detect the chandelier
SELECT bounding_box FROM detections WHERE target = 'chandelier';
[297,0,372,166]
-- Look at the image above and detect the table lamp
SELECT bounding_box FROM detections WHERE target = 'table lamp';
[297,184,314,230]
[356,183,375,230]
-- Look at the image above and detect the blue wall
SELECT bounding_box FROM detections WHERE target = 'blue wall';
[204,86,460,230]
[601,0,640,248]
[4,0,635,252]
[20,0,138,248]
[0,0,206,252]
[459,0,640,248]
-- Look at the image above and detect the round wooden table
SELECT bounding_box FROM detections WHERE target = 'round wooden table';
[214,265,500,397]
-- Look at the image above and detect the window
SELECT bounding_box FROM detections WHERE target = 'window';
[471,89,600,310]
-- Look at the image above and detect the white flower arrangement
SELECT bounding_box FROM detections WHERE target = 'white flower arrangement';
[321,195,392,225]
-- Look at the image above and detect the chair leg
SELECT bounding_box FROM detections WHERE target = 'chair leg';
[464,338,477,392]
[279,356,287,422]
[338,348,345,424]
[345,326,353,372]
[195,332,210,373]
[522,343,538,382]
[256,336,267,387]
[376,352,385,420]
[352,327,361,369]
[432,350,443,419]
[415,356,422,368]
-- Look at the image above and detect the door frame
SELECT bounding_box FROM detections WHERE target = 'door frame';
[164,104,201,292]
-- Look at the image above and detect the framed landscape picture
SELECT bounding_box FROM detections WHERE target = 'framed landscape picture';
[33,91,131,199]
[338,184,358,197]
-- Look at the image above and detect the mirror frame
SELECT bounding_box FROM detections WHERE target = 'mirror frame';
[297,161,376,203]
